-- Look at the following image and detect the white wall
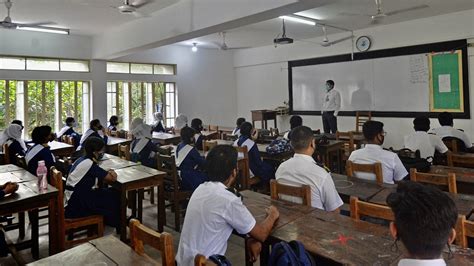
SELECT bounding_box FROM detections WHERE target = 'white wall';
[233,9,474,148]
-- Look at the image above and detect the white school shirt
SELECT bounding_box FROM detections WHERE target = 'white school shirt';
[348,144,408,184]
[322,89,341,116]
[275,154,343,211]
[404,131,448,158]
[175,182,256,266]
[398,258,446,266]
[429,126,472,148]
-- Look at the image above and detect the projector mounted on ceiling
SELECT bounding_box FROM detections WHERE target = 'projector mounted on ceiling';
[274,19,294,46]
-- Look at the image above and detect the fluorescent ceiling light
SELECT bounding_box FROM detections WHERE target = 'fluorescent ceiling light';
[17,26,69,35]
[191,43,198,52]
[279,15,316,26]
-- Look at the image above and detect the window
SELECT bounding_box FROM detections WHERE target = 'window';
[154,64,175,75]
[0,56,89,72]
[0,79,90,137]
[107,81,177,130]
[60,60,89,72]
[26,58,60,71]
[106,62,176,75]
[106,62,129,73]
[131,64,153,74]
[0,57,25,70]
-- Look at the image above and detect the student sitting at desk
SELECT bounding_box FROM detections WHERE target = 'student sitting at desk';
[429,111,472,150]
[65,137,120,229]
[176,145,279,265]
[191,118,204,151]
[283,115,303,140]
[404,116,448,159]
[77,119,108,151]
[152,112,166,133]
[175,126,207,191]
[348,121,407,184]
[0,182,19,257]
[57,117,81,145]
[234,122,275,185]
[387,181,457,266]
[276,126,343,212]
[0,124,26,165]
[107,115,120,132]
[232,117,246,137]
[130,118,159,168]
[26,126,56,181]
[174,114,188,132]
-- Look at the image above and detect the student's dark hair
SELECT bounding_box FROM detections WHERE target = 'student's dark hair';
[32,126,52,144]
[206,145,237,182]
[362,120,384,140]
[109,115,119,125]
[289,116,303,129]
[386,181,457,259]
[290,126,313,151]
[84,136,105,159]
[239,122,253,137]
[11,120,23,127]
[326,80,335,87]
[191,118,203,133]
[438,112,453,126]
[236,117,246,127]
[413,116,430,132]
[65,117,75,126]
[90,119,102,130]
[180,126,195,145]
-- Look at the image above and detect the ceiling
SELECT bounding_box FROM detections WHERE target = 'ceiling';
[179,0,474,50]
[0,0,179,35]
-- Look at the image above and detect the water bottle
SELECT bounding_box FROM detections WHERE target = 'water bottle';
[36,160,48,191]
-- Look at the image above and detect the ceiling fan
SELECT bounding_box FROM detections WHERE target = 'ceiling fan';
[211,32,249,50]
[340,0,429,24]
[0,0,60,30]
[112,0,154,17]
[319,25,353,47]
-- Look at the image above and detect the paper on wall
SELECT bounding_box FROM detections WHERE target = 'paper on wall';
[438,74,451,93]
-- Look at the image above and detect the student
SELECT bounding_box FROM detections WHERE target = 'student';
[77,119,108,151]
[107,115,120,132]
[174,114,188,131]
[232,117,246,136]
[283,115,303,140]
[175,126,207,191]
[152,112,166,133]
[176,145,280,265]
[57,117,78,139]
[191,118,204,151]
[276,126,343,211]
[10,120,23,128]
[322,80,341,134]
[387,181,457,265]
[0,124,26,164]
[234,122,274,184]
[0,182,19,257]
[25,126,56,181]
[429,111,472,150]
[64,137,120,229]
[130,118,159,168]
[404,116,448,159]
[348,121,407,184]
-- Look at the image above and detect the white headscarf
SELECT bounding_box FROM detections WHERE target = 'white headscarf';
[131,118,152,139]
[175,114,188,130]
[153,112,163,126]
[0,124,27,151]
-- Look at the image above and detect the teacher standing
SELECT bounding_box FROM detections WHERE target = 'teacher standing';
[322,80,341,134]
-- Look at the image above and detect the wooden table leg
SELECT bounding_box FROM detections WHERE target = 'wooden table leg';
[29,210,39,259]
[120,187,127,242]
[260,241,270,266]
[157,182,165,232]
[48,197,59,255]
[137,189,144,222]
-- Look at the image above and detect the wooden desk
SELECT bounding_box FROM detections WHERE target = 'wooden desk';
[430,165,474,194]
[201,130,219,140]
[98,154,139,171]
[331,173,389,203]
[0,164,24,173]
[0,169,37,184]
[152,132,181,145]
[27,141,74,158]
[0,181,58,258]
[112,165,166,241]
[28,235,156,265]
[315,140,344,172]
[251,110,277,130]
[106,137,132,155]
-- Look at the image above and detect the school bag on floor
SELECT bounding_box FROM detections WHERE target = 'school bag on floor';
[268,240,316,266]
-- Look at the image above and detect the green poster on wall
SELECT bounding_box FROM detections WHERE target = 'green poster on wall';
[429,50,464,112]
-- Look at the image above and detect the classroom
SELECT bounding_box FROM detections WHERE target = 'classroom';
[0,0,473,265]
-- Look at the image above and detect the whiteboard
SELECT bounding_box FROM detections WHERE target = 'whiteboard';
[291,53,430,112]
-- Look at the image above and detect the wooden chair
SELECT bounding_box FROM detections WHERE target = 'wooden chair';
[194,254,218,266]
[346,160,383,185]
[447,152,474,168]
[2,144,10,164]
[410,168,457,194]
[157,154,192,231]
[118,144,131,161]
[350,196,394,221]
[129,219,175,266]
[270,180,311,206]
[234,146,260,190]
[336,131,355,169]
[15,154,26,169]
[355,111,372,133]
[456,215,474,249]
[208,125,219,132]
[50,167,104,251]
[202,140,217,153]
[61,135,75,147]
[118,130,128,139]
[442,137,467,153]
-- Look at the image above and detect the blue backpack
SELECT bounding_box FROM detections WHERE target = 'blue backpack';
[268,240,316,266]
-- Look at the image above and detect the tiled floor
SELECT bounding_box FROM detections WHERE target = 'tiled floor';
[0,195,250,265]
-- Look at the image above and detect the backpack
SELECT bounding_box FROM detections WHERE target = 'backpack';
[208,254,232,266]
[266,138,292,155]
[268,240,316,266]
